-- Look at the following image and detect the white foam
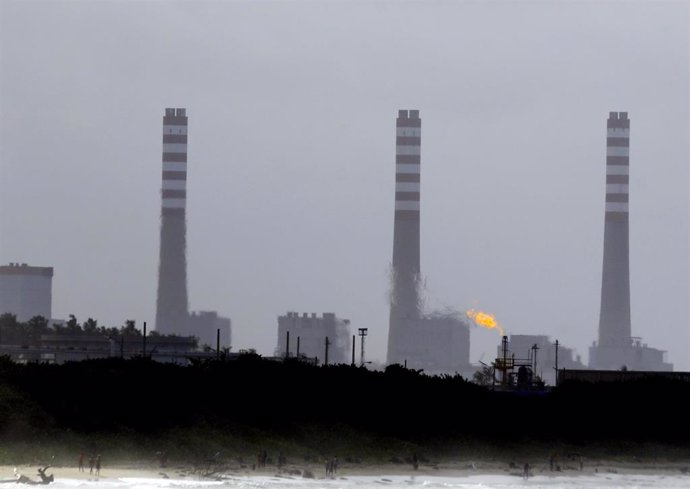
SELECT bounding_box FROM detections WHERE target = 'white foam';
[46,473,690,489]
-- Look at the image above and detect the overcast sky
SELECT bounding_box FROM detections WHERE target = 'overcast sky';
[1,0,688,369]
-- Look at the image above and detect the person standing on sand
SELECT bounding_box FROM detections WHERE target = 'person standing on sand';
[523,462,530,480]
[95,455,101,477]
[88,454,95,475]
[78,452,84,472]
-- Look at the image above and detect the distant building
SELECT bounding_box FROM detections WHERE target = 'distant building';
[0,334,199,364]
[589,112,672,371]
[558,369,690,384]
[498,334,586,386]
[276,312,351,364]
[189,310,231,349]
[0,263,53,321]
[589,339,672,372]
[395,315,470,374]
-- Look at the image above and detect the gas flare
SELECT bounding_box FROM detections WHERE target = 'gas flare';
[466,309,505,336]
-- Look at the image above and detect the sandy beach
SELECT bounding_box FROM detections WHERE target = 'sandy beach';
[2,455,689,484]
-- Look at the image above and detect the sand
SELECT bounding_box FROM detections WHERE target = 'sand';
[2,456,689,484]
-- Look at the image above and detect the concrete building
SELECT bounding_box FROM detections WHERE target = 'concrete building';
[276,312,351,364]
[558,369,690,384]
[589,112,672,371]
[386,110,470,373]
[155,108,190,335]
[0,334,200,365]
[0,263,53,321]
[397,315,470,374]
[498,334,586,386]
[189,310,231,350]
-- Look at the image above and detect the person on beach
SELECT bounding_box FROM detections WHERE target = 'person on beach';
[89,454,95,475]
[95,455,101,477]
[37,466,54,484]
[523,462,530,480]
[78,452,84,472]
[412,453,419,470]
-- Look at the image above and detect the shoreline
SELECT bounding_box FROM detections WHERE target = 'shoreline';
[3,456,690,483]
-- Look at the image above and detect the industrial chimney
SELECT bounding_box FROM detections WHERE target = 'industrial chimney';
[589,112,673,371]
[155,108,190,335]
[387,109,422,365]
[598,111,632,349]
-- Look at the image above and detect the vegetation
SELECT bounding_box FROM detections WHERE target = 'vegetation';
[0,313,188,347]
[0,353,688,465]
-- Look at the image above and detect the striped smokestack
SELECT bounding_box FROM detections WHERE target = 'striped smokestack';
[155,108,189,335]
[598,111,632,348]
[387,109,422,365]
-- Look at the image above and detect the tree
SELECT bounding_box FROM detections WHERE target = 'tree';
[66,314,80,332]
[25,316,50,345]
[0,313,18,345]
[472,365,494,387]
[122,320,139,336]
[82,318,98,333]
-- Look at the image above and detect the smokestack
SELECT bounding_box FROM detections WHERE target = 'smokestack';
[598,111,631,348]
[387,109,421,365]
[155,108,190,335]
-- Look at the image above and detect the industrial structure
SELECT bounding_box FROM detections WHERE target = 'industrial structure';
[0,263,53,322]
[276,312,351,364]
[0,334,203,365]
[497,334,586,386]
[386,110,470,373]
[155,108,190,336]
[589,112,671,371]
[189,310,231,350]
[154,108,232,348]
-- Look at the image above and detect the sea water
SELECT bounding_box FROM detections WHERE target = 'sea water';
[46,473,690,489]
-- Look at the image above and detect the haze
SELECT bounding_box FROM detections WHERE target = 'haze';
[0,0,687,369]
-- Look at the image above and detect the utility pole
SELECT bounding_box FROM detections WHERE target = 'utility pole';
[285,331,290,359]
[143,321,147,358]
[216,328,220,361]
[351,335,355,366]
[324,337,330,366]
[501,335,508,385]
[554,340,559,386]
[296,336,301,358]
[358,328,368,367]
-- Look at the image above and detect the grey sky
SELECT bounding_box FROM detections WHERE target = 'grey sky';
[1,0,688,369]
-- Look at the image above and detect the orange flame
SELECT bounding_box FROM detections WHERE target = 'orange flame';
[466,309,505,336]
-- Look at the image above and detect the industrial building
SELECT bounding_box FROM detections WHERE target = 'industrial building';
[0,263,53,322]
[589,112,672,371]
[386,110,470,373]
[0,334,201,365]
[558,369,690,384]
[276,312,351,364]
[189,310,231,350]
[394,315,470,374]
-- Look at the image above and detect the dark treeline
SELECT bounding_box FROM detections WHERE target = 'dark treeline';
[0,313,177,346]
[0,354,688,452]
